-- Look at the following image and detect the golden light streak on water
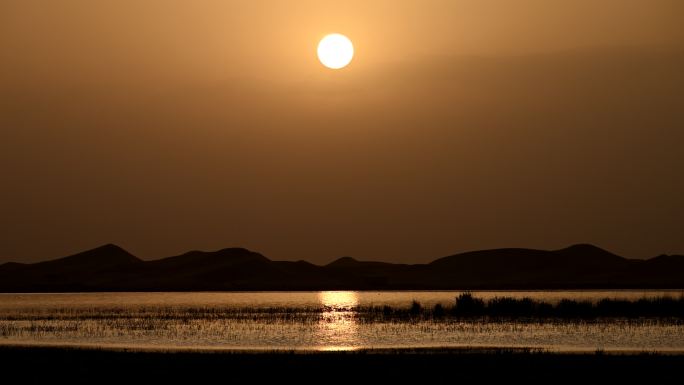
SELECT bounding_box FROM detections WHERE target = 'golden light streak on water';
[317,291,360,351]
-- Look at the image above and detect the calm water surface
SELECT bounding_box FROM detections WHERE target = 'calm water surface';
[1,291,682,352]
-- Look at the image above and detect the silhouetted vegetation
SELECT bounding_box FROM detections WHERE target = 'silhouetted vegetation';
[0,294,681,350]
[363,293,684,321]
[0,295,682,341]
[410,300,422,315]
[0,294,680,322]
[453,292,485,315]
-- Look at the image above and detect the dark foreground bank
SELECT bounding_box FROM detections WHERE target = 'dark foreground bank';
[1,346,683,384]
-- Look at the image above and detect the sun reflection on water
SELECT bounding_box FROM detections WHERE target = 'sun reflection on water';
[317,291,360,351]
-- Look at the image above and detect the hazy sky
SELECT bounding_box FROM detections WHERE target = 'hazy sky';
[1,0,683,264]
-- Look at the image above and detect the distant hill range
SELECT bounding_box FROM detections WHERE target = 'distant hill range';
[1,244,683,291]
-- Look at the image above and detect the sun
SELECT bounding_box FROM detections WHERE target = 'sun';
[317,34,354,69]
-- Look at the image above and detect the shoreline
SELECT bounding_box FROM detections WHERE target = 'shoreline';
[1,341,683,355]
[2,344,683,384]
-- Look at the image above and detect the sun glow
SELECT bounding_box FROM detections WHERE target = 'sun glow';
[317,291,360,350]
[317,34,354,69]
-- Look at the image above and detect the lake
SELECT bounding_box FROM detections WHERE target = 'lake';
[1,290,682,352]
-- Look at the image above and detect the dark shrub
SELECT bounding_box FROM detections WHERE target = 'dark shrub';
[433,303,445,318]
[410,300,422,316]
[454,292,485,316]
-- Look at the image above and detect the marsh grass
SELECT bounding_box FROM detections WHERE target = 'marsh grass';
[1,294,682,327]
[1,295,682,351]
[359,293,684,322]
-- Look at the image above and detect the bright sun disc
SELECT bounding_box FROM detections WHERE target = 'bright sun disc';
[317,34,354,69]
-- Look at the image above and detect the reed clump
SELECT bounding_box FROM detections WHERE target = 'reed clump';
[362,293,684,321]
[0,294,682,326]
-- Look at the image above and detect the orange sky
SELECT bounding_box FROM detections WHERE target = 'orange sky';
[1,0,683,263]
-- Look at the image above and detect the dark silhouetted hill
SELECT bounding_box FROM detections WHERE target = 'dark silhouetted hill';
[0,244,142,291]
[0,244,682,291]
[422,244,638,288]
